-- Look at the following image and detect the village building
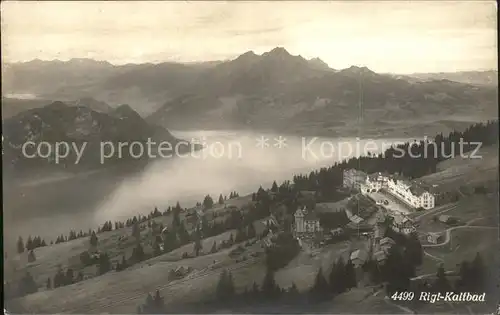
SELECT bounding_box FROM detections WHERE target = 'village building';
[387,175,435,210]
[350,249,369,267]
[379,237,395,253]
[347,169,435,210]
[427,232,443,244]
[342,169,368,190]
[330,228,345,237]
[391,214,416,234]
[294,207,323,235]
[373,250,388,264]
[364,172,390,192]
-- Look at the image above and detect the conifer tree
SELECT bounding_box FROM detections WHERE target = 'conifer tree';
[90,231,98,247]
[17,236,24,254]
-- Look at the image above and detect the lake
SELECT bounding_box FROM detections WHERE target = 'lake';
[3,130,412,246]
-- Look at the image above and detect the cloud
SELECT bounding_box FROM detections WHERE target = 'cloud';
[1,1,497,73]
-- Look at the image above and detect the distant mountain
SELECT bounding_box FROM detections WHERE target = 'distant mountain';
[2,98,52,119]
[400,70,498,86]
[2,97,113,120]
[2,101,195,173]
[69,97,114,113]
[2,59,209,116]
[3,50,498,136]
[147,49,498,134]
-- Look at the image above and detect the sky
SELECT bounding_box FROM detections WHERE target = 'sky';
[1,1,497,73]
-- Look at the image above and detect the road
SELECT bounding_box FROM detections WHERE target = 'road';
[422,224,498,248]
[414,202,458,221]
[424,250,444,263]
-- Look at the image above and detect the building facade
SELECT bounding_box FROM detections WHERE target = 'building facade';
[364,172,390,192]
[391,214,416,234]
[343,169,368,190]
[294,207,323,234]
[427,232,443,244]
[386,176,435,210]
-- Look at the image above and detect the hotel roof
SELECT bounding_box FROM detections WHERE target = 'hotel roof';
[350,249,369,263]
[380,237,396,246]
[409,184,427,197]
[304,212,319,221]
[349,215,364,224]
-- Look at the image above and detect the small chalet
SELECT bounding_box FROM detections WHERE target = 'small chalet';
[427,232,443,244]
[350,249,369,267]
[379,237,395,252]
[373,250,387,264]
[294,207,323,234]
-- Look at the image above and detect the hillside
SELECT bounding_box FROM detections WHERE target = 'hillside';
[418,144,499,191]
[2,101,193,174]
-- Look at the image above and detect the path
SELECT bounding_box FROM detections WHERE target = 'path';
[424,250,444,263]
[414,202,458,221]
[383,296,416,314]
[422,225,498,248]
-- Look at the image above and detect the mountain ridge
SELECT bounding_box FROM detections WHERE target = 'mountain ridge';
[3,48,498,134]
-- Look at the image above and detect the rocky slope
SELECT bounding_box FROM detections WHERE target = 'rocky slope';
[2,101,194,173]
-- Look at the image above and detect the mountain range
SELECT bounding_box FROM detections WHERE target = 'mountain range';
[3,48,498,136]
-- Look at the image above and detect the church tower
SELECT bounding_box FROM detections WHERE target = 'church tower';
[294,207,305,233]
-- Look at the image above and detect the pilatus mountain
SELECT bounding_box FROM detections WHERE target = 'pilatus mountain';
[3,48,497,136]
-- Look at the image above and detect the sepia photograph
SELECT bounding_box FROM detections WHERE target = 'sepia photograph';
[2,1,499,314]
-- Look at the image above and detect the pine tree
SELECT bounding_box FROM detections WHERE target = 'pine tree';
[288,281,299,301]
[314,267,330,292]
[28,250,36,263]
[344,259,357,290]
[194,228,203,256]
[18,271,38,296]
[90,231,98,247]
[26,236,33,251]
[17,236,24,253]
[247,223,257,239]
[131,244,145,263]
[432,265,451,293]
[65,268,74,285]
[98,253,112,275]
[203,195,214,209]
[406,232,423,266]
[456,260,472,292]
[216,269,235,301]
[271,181,278,193]
[151,289,165,314]
[261,268,279,299]
[54,266,65,288]
[470,252,485,292]
[329,258,346,294]
[132,222,141,241]
[218,194,224,205]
